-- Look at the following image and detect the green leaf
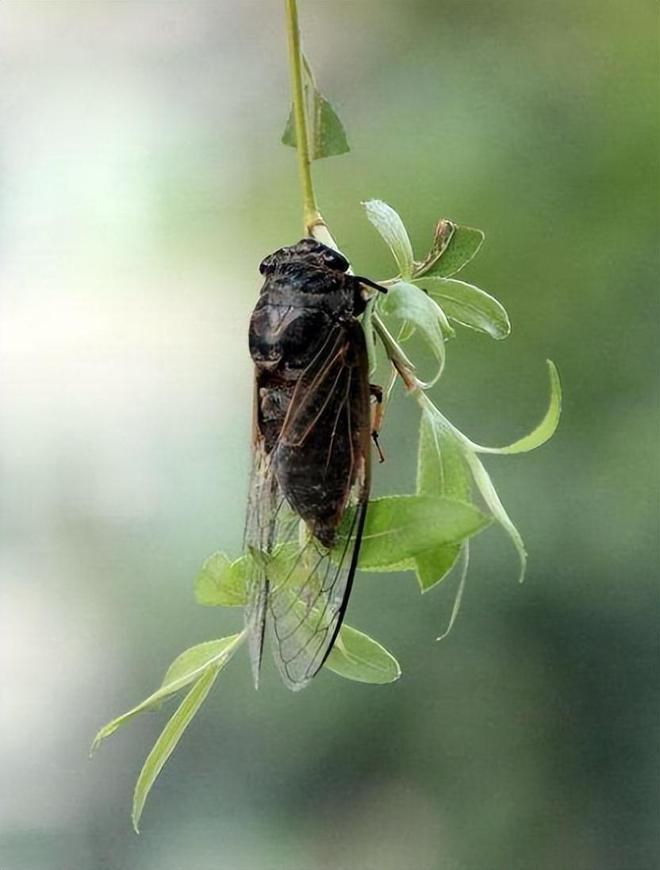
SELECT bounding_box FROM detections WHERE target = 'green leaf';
[397,320,416,343]
[414,547,461,593]
[281,96,350,159]
[413,219,455,275]
[415,413,471,591]
[415,223,484,278]
[422,405,528,582]
[420,360,561,585]
[463,449,527,583]
[436,541,470,641]
[355,495,491,571]
[195,552,246,607]
[417,412,470,501]
[281,107,296,148]
[325,624,401,684]
[160,637,242,687]
[90,634,242,753]
[132,666,219,833]
[281,54,349,160]
[416,276,510,340]
[381,281,450,384]
[311,94,349,158]
[474,360,562,454]
[362,297,378,375]
[362,200,415,279]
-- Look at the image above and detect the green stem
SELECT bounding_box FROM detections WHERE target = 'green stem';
[283,0,424,396]
[285,0,322,234]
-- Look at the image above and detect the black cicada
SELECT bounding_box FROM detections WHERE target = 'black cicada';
[245,238,385,690]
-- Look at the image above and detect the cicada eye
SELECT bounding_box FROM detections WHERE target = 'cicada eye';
[321,248,349,272]
[259,254,276,275]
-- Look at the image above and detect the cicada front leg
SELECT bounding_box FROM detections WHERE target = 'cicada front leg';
[369,383,386,463]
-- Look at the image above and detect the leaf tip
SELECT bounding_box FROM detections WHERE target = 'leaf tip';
[89,725,111,756]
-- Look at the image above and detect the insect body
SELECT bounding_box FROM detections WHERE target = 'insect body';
[245,238,384,690]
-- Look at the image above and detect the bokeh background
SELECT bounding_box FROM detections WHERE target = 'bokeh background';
[1,2,657,868]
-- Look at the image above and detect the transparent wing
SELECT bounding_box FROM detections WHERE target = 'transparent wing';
[267,491,368,691]
[244,322,372,691]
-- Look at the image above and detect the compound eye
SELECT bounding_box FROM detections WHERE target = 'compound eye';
[321,248,349,272]
[259,254,276,275]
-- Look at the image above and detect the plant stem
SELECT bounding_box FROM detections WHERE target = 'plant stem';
[285,0,322,234]
[283,0,424,395]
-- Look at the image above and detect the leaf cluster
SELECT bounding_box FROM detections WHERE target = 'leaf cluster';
[91,43,561,834]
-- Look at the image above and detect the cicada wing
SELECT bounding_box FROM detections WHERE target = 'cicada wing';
[243,426,304,688]
[265,321,372,690]
[266,494,368,691]
[243,438,272,688]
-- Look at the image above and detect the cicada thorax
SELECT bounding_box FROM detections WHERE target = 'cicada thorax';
[248,240,369,549]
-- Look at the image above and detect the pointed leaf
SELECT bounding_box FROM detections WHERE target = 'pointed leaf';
[281,53,349,161]
[474,360,562,454]
[414,547,461,592]
[325,624,401,684]
[312,94,349,158]
[415,224,484,278]
[355,495,491,571]
[415,412,471,591]
[381,281,449,384]
[90,634,242,753]
[413,219,455,276]
[436,542,470,641]
[160,637,242,686]
[422,406,529,583]
[195,552,246,607]
[417,412,470,501]
[363,297,378,375]
[362,200,415,279]
[281,106,296,148]
[416,276,510,340]
[132,666,219,832]
[463,449,527,583]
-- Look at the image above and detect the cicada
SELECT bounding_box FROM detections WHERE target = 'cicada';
[245,238,386,690]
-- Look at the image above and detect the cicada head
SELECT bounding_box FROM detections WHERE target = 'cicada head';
[259,238,349,276]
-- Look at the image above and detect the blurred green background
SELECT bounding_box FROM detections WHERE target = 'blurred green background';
[1,1,657,868]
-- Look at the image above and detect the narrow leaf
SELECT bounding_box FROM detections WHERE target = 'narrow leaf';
[415,413,471,591]
[91,634,242,753]
[423,362,561,457]
[464,449,527,583]
[381,281,449,385]
[415,224,484,278]
[325,624,401,684]
[355,495,491,571]
[132,666,219,833]
[160,636,242,687]
[195,552,246,607]
[474,360,562,454]
[417,276,510,340]
[422,405,529,583]
[362,297,378,376]
[436,542,470,641]
[362,200,415,279]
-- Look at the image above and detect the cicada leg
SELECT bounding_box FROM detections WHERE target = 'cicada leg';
[369,383,385,463]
